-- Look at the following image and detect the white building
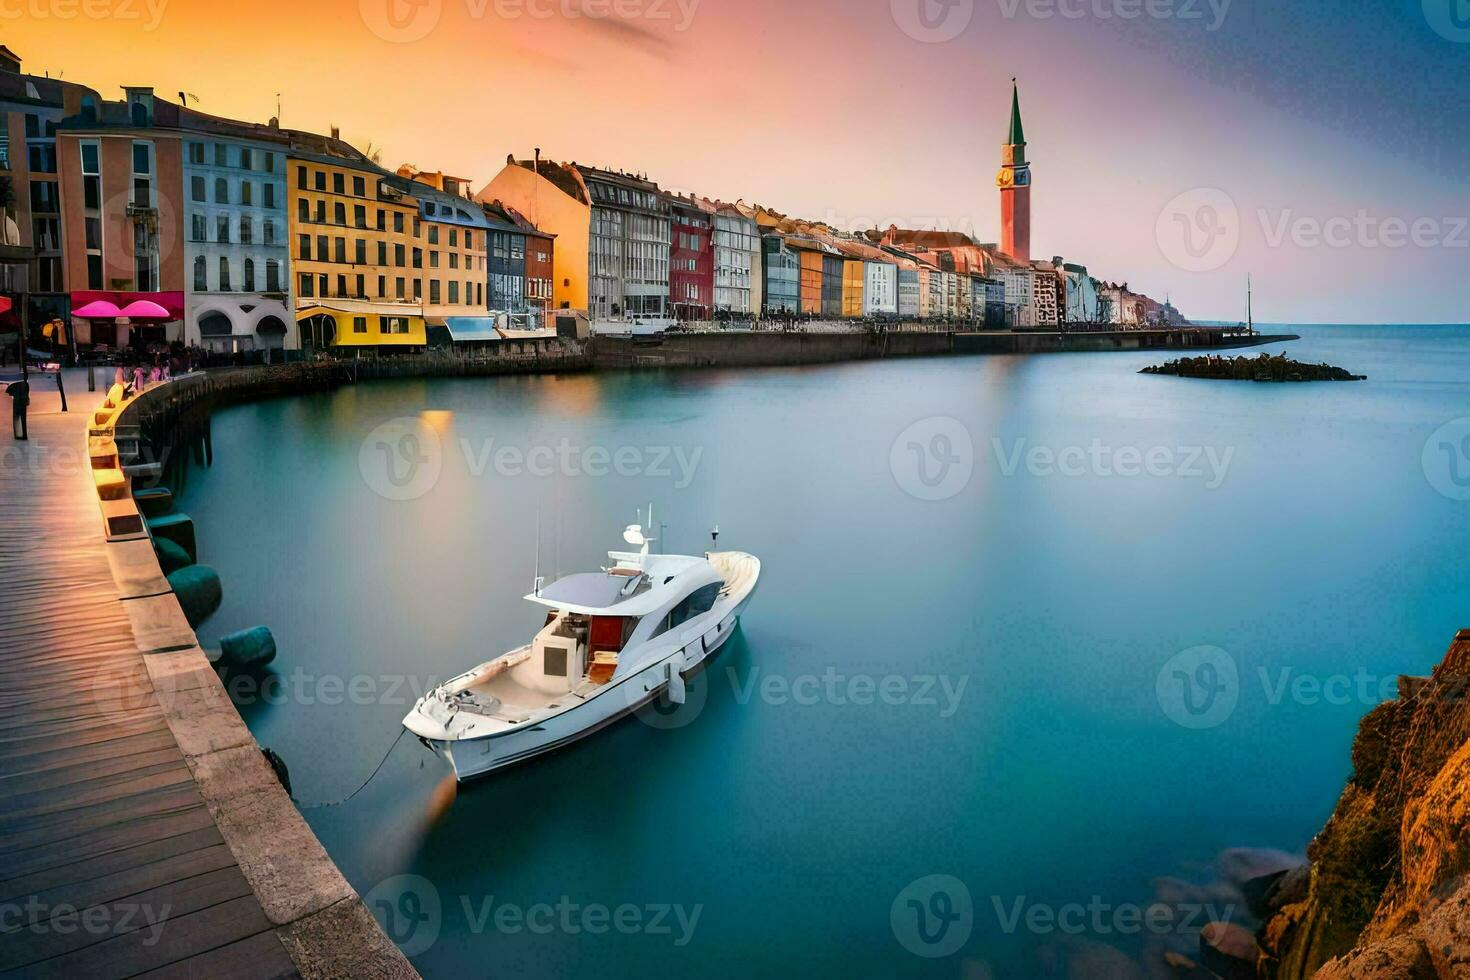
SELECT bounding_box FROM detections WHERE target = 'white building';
[710,203,761,316]
[863,261,898,315]
[184,135,293,351]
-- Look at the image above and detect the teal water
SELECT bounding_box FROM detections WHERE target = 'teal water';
[178,325,1470,978]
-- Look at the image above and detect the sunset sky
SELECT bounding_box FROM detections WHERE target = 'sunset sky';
[13,0,1468,323]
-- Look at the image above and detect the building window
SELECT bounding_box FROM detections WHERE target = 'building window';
[377,241,387,265]
[243,258,255,291]
[333,172,344,194]
[297,198,309,223]
[355,239,367,264]
[314,171,326,191]
[315,200,325,223]
[353,175,365,196]
[219,257,231,291]
[239,147,253,170]
[394,243,405,266]
[298,234,310,260]
[193,256,206,291]
[266,260,281,292]
[240,218,253,245]
[263,219,275,245]
[215,177,228,204]
[317,235,328,260]
[297,166,307,190]
[447,281,458,304]
[429,280,441,304]
[393,212,404,234]
[191,175,206,202]
[300,273,313,297]
[318,273,328,296]
[217,214,230,243]
[241,181,253,206]
[334,202,346,224]
[354,204,366,228]
[412,247,423,269]
[192,213,206,241]
[334,237,346,263]
[263,183,275,208]
[354,316,368,334]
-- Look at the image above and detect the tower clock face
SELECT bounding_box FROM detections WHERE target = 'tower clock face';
[996,168,1013,188]
[1014,168,1031,187]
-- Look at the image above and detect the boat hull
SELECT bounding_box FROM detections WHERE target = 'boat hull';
[425,585,755,781]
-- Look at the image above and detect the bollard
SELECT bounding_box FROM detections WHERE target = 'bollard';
[167,565,222,628]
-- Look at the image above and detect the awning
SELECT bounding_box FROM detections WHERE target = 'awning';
[71,291,185,321]
[445,316,503,342]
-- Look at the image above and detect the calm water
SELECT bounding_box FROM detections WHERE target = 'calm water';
[178,325,1470,978]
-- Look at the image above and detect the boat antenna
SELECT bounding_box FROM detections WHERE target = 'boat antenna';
[533,508,543,595]
[711,524,720,546]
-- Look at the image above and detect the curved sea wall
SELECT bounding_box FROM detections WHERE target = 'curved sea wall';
[97,372,421,978]
[1259,630,1470,978]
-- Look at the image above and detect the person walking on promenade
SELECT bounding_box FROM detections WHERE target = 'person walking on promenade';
[7,379,28,441]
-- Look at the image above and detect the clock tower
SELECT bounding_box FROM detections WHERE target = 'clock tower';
[997,79,1031,264]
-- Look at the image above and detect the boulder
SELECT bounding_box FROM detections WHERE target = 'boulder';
[219,626,277,670]
[153,537,192,575]
[1314,932,1434,979]
[1199,921,1259,980]
[167,565,222,628]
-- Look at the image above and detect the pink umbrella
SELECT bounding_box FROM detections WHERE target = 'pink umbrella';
[119,300,173,320]
[74,300,123,319]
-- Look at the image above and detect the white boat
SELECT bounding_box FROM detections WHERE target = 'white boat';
[403,517,760,781]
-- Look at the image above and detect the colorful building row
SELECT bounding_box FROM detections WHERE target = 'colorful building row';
[0,49,567,359]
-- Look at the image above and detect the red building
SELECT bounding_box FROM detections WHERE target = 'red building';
[997,80,1031,264]
[668,194,713,322]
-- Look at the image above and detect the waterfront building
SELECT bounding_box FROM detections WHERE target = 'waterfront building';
[418,184,491,324]
[997,79,1032,263]
[979,276,1006,327]
[1030,259,1061,325]
[841,256,864,318]
[182,129,292,352]
[57,86,186,348]
[288,138,427,350]
[476,156,589,314]
[495,202,556,327]
[0,50,100,347]
[1062,262,1100,323]
[821,252,844,318]
[708,200,761,317]
[669,193,713,322]
[896,257,921,319]
[478,200,530,317]
[761,235,800,314]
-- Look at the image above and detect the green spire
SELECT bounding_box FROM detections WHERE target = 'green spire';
[1007,78,1025,146]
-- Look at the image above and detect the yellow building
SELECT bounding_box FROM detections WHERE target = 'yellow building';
[841,260,865,318]
[476,157,590,315]
[288,149,429,350]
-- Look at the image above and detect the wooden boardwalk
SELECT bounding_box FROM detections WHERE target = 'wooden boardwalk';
[0,371,300,979]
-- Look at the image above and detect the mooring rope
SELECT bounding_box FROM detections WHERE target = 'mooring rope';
[296,728,409,810]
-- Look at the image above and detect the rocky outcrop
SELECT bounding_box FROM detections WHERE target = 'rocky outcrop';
[1259,630,1470,978]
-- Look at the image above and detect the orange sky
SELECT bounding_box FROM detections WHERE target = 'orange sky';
[10,0,1468,322]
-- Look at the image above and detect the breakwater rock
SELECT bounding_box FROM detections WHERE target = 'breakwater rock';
[1141,352,1366,382]
[1259,631,1470,978]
